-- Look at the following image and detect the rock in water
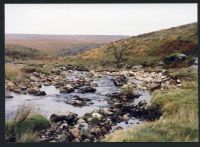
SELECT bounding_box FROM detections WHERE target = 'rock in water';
[36,91,47,96]
[60,85,74,93]
[78,86,96,93]
[50,112,78,125]
[27,87,40,95]
[5,95,13,99]
[111,75,127,86]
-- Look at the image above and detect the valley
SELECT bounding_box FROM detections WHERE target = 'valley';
[5,22,198,142]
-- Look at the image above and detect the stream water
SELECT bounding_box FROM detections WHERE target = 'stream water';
[5,70,150,129]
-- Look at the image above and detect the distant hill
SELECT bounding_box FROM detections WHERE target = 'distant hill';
[75,22,197,68]
[5,44,47,62]
[5,34,128,55]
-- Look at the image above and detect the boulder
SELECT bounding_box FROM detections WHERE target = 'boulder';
[50,112,77,125]
[194,58,198,65]
[7,81,15,87]
[176,54,187,60]
[36,91,47,96]
[113,102,123,108]
[60,85,74,93]
[27,88,40,95]
[106,92,123,98]
[44,82,51,86]
[65,100,86,107]
[111,75,127,86]
[138,100,147,107]
[78,86,96,93]
[164,53,187,64]
[149,83,161,91]
[5,95,13,99]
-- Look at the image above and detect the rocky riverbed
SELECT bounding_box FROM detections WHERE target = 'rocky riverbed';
[5,65,182,142]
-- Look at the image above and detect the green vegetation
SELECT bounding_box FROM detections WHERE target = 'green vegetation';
[21,64,53,75]
[5,105,50,142]
[104,68,198,142]
[121,83,136,98]
[5,23,197,70]
[5,44,46,61]
[166,67,197,80]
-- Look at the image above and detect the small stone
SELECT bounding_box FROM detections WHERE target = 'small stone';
[177,79,181,84]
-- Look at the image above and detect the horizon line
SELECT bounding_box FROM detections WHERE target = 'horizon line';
[5,22,197,37]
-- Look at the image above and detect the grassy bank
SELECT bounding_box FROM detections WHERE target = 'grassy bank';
[104,67,198,142]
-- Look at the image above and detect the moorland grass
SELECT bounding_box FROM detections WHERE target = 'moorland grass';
[5,64,24,82]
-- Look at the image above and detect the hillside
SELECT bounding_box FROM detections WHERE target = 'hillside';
[74,22,197,68]
[5,34,128,55]
[5,44,47,62]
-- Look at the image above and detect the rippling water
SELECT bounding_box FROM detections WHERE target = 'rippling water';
[5,71,150,126]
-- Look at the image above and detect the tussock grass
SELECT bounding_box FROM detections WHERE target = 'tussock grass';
[16,130,37,143]
[104,68,198,142]
[5,105,50,142]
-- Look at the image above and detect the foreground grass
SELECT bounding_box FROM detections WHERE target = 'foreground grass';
[5,105,50,142]
[104,68,198,142]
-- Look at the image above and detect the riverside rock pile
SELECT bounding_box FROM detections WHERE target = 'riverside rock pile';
[37,97,161,142]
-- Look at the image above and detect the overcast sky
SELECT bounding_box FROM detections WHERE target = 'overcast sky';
[5,4,197,36]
